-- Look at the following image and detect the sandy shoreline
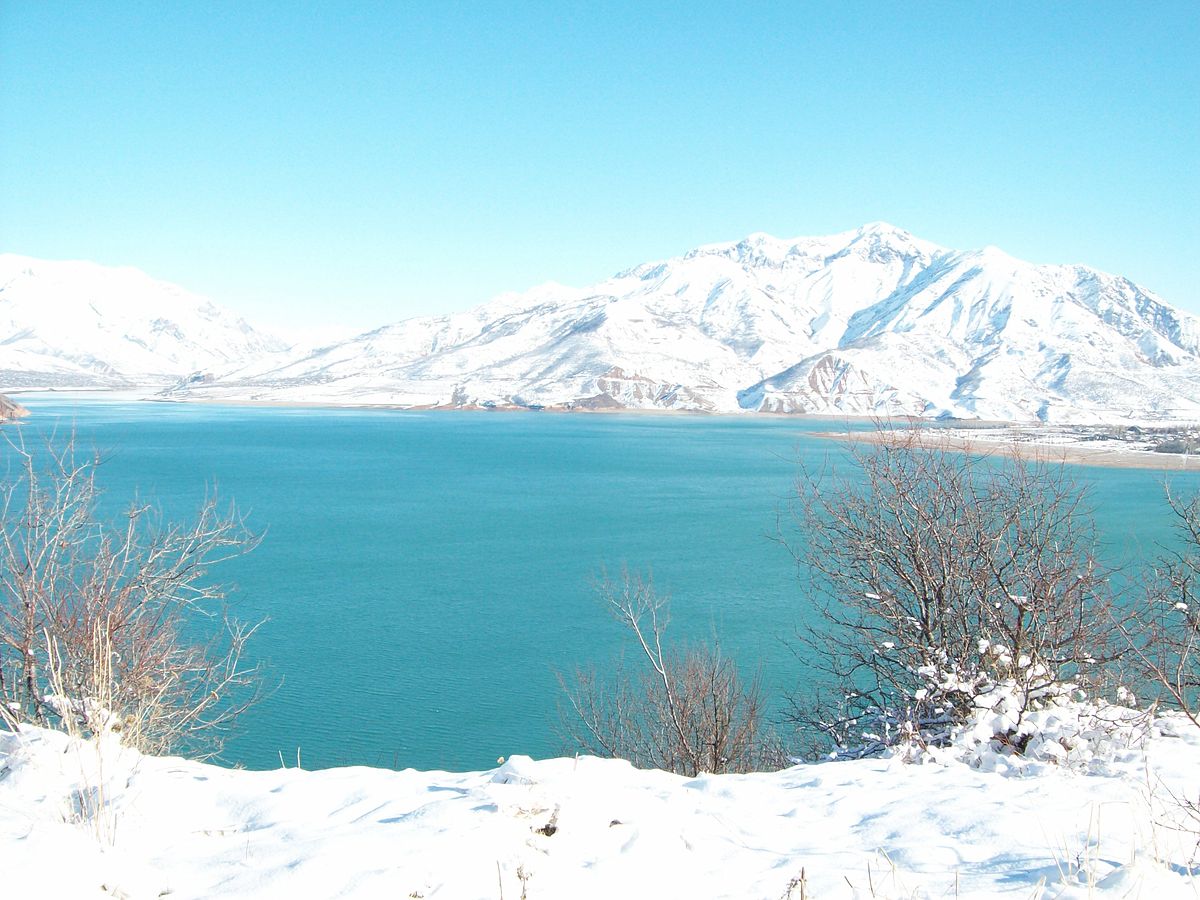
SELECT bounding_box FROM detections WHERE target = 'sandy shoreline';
[808,427,1200,471]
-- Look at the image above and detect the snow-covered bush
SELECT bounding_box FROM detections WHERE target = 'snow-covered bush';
[0,438,261,757]
[933,677,1153,775]
[790,430,1124,759]
[1120,486,1200,834]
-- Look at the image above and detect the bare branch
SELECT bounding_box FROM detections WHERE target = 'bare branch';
[788,427,1122,758]
[559,572,786,775]
[0,434,262,758]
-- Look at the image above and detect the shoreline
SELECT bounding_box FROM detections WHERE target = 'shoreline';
[809,428,1200,471]
[7,388,921,424]
[8,389,1200,470]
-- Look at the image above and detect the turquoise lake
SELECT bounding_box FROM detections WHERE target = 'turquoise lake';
[8,395,1198,771]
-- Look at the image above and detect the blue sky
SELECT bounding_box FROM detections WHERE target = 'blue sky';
[2,2,1197,335]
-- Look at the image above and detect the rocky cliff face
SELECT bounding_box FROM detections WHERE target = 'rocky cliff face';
[0,394,30,421]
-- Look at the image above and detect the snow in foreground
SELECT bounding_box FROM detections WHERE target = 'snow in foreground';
[2,709,1198,899]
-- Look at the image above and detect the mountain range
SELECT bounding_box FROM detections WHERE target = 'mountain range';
[0,254,286,390]
[3,225,1198,422]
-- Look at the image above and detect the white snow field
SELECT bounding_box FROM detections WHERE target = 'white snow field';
[2,704,1197,899]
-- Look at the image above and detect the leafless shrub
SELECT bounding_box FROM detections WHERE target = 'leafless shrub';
[1113,483,1200,853]
[0,437,262,757]
[789,428,1123,758]
[559,573,787,775]
[1153,438,1199,454]
[1123,485,1200,729]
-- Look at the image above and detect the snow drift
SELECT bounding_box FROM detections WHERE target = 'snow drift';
[1,703,1198,898]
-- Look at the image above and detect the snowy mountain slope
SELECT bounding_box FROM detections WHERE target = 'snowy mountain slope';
[164,224,1200,421]
[0,254,288,389]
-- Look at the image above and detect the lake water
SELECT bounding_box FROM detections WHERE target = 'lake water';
[8,395,1197,771]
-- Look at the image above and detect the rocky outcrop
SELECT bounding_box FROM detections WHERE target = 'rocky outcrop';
[0,394,30,421]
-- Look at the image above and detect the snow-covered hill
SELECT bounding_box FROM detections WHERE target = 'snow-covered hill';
[0,254,288,389]
[2,708,1198,898]
[163,224,1200,422]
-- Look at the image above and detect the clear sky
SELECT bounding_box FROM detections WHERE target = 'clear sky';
[2,2,1198,337]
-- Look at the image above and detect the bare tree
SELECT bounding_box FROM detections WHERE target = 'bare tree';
[1124,485,1200,729]
[559,573,786,776]
[0,437,262,757]
[1111,485,1200,841]
[790,429,1121,757]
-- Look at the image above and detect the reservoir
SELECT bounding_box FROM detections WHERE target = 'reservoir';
[8,395,1195,770]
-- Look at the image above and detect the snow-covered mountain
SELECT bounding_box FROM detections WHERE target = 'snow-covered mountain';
[0,254,288,389]
[162,223,1200,422]
[6,227,1199,422]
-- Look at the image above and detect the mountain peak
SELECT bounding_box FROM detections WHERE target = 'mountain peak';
[856,220,906,235]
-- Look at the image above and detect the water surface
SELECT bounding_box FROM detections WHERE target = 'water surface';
[9,396,1195,770]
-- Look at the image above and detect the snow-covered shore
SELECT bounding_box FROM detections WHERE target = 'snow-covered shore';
[818,424,1200,471]
[2,708,1198,899]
